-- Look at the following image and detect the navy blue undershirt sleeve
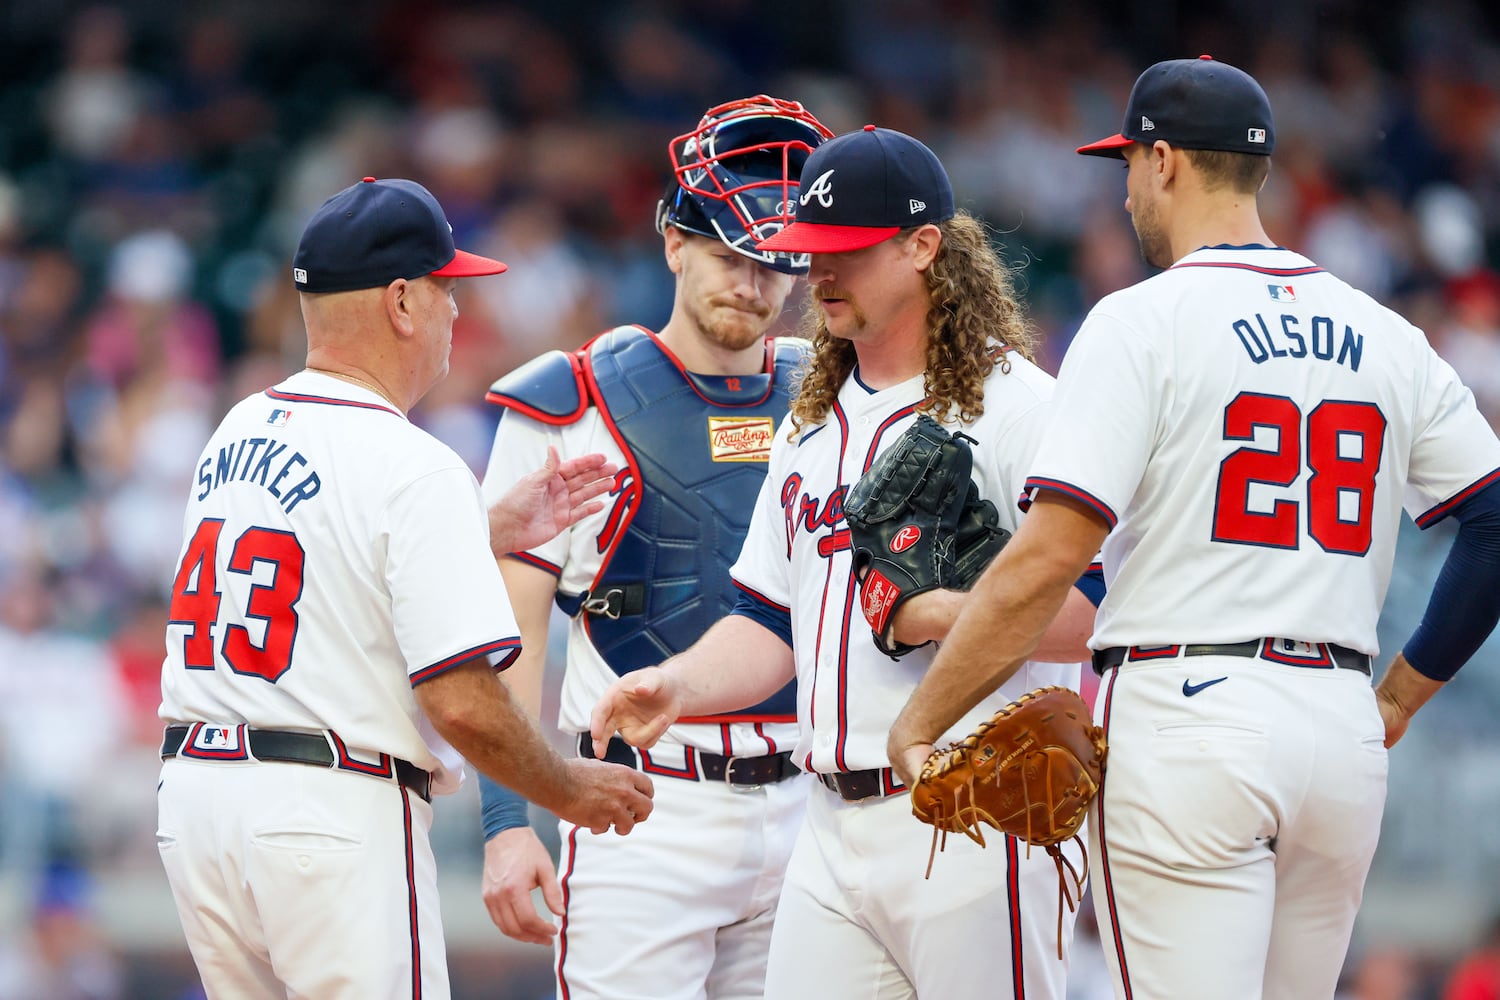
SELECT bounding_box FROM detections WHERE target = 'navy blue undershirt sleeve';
[1403,480,1500,681]
[730,591,794,649]
[479,772,530,841]
[1073,565,1106,607]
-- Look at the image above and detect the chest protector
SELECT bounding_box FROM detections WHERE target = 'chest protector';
[486,326,805,719]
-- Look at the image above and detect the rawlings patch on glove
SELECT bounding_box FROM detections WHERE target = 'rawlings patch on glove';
[843,415,1011,658]
[911,686,1107,958]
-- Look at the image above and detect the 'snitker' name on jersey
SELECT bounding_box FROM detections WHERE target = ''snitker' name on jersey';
[195,434,322,513]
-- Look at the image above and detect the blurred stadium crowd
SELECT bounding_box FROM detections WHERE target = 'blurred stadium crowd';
[1,0,1499,996]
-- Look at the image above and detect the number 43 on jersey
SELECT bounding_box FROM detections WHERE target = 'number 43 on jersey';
[168,518,306,681]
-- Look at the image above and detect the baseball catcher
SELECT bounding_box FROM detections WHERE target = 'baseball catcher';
[910,686,1107,958]
[843,414,1011,657]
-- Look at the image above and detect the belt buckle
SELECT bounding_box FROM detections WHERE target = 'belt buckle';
[721,755,762,792]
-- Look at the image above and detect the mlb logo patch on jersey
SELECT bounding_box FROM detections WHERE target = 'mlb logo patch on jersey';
[182,723,250,760]
[1267,284,1297,302]
[267,408,293,427]
[1261,638,1336,669]
[707,417,775,462]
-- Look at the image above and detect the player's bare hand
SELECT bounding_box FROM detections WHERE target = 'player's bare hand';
[1373,653,1444,748]
[1374,685,1414,748]
[489,446,619,556]
[888,737,935,789]
[889,590,963,646]
[557,758,655,836]
[589,667,680,755]
[481,828,561,945]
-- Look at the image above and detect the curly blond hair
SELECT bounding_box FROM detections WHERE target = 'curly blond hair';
[788,210,1034,433]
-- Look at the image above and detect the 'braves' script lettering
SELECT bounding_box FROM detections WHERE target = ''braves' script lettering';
[780,473,845,556]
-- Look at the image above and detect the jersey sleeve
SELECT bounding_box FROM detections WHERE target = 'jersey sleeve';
[1405,344,1500,527]
[481,410,570,574]
[729,420,796,609]
[975,395,1051,530]
[1024,307,1165,528]
[380,464,522,681]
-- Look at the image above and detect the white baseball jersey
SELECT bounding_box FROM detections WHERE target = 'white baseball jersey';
[160,369,521,794]
[1028,245,1500,653]
[483,341,810,1000]
[731,355,1080,774]
[1028,243,1500,1000]
[733,354,1085,1000]
[484,408,800,760]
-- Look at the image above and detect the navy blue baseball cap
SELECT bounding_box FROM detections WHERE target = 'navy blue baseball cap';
[1078,56,1275,159]
[755,125,955,253]
[293,176,507,293]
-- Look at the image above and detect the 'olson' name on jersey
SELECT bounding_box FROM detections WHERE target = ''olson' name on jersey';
[1232,311,1364,371]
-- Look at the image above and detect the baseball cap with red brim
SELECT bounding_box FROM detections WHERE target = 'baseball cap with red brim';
[1077,56,1276,159]
[755,125,955,253]
[293,176,507,292]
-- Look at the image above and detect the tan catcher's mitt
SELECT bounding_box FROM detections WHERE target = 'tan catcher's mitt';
[910,686,1107,958]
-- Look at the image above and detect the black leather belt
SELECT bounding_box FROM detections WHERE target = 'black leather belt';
[1092,639,1371,677]
[579,735,801,787]
[817,767,905,802]
[161,724,432,802]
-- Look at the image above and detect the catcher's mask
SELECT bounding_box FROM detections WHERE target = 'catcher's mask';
[656,95,833,275]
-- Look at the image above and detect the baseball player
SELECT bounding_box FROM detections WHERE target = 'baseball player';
[155,177,653,1000]
[888,57,1500,1000]
[474,96,832,999]
[590,126,1104,999]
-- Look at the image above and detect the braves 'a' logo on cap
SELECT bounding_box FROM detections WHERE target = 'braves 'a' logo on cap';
[890,524,922,553]
[800,169,835,208]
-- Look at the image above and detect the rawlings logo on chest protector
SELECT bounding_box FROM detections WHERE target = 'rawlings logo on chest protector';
[708,417,774,462]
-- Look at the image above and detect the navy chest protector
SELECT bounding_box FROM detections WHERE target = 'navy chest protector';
[486,326,805,720]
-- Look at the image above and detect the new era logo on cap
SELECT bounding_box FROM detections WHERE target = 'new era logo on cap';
[755,125,955,253]
[1141,116,1156,131]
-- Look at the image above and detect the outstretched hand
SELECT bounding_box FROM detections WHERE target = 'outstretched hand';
[590,667,680,757]
[489,446,618,556]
